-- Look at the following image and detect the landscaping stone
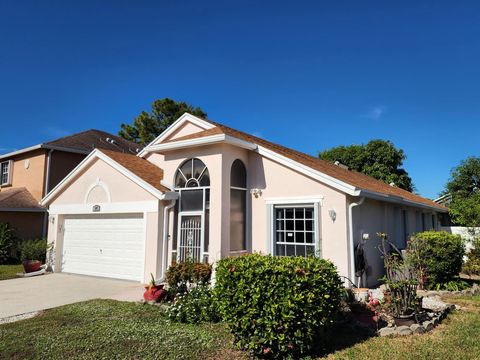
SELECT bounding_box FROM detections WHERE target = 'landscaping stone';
[397,325,413,336]
[378,327,396,337]
[423,321,434,331]
[422,296,449,311]
[411,324,425,334]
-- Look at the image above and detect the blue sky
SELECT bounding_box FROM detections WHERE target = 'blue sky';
[1,1,479,199]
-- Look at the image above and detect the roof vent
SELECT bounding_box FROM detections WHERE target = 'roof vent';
[334,161,349,170]
[106,137,118,145]
[389,182,396,187]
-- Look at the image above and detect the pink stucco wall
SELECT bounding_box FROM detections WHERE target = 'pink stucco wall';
[148,141,350,280]
[349,196,440,287]
[46,158,163,283]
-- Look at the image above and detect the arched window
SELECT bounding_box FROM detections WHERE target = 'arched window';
[173,158,210,263]
[230,159,247,252]
[175,158,210,188]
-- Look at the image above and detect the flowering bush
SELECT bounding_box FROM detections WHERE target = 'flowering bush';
[166,284,219,324]
[166,261,212,296]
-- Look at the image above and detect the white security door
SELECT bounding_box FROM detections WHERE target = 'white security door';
[62,214,144,281]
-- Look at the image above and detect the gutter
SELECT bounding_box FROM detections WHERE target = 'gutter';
[161,200,177,280]
[348,197,365,287]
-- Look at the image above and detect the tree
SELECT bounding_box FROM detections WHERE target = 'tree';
[119,98,207,146]
[443,157,480,227]
[319,139,414,192]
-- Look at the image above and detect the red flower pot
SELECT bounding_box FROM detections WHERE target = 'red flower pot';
[143,284,167,302]
[22,260,41,273]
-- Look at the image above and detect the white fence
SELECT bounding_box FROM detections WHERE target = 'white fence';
[440,226,480,252]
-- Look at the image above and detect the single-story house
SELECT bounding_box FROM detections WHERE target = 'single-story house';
[41,113,447,286]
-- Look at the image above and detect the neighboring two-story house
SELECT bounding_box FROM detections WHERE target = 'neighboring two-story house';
[0,130,141,240]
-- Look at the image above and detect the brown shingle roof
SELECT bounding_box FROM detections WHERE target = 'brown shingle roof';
[46,129,141,155]
[0,188,44,210]
[163,119,446,211]
[98,149,169,193]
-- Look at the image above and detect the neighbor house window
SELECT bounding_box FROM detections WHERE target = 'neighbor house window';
[0,161,12,186]
[274,205,316,257]
[230,159,247,252]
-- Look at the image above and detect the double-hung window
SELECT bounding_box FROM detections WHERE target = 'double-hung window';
[0,161,12,186]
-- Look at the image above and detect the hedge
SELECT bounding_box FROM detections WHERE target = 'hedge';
[214,254,343,358]
[408,231,465,288]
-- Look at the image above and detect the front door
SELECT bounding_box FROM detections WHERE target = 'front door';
[177,212,203,262]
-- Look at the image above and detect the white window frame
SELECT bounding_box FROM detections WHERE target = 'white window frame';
[0,160,12,186]
[266,197,322,258]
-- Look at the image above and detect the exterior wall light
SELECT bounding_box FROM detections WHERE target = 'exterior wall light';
[328,209,336,222]
[250,188,262,198]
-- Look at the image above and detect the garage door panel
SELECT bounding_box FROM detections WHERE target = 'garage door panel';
[62,214,145,281]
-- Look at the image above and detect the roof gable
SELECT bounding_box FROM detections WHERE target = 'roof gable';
[41,149,174,206]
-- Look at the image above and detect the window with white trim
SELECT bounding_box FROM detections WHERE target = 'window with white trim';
[273,205,317,257]
[230,159,247,252]
[0,161,12,186]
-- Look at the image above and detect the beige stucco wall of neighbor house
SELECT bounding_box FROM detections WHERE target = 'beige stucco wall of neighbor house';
[350,197,440,287]
[0,149,47,201]
[46,158,163,283]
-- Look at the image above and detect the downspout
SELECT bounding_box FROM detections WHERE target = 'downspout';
[42,149,54,238]
[161,199,176,280]
[348,196,365,287]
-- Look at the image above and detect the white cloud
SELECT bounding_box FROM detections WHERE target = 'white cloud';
[365,106,387,120]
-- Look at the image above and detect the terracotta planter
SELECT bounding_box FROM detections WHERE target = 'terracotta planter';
[143,284,167,303]
[22,260,41,273]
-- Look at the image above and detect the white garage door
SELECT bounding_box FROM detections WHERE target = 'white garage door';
[62,214,145,281]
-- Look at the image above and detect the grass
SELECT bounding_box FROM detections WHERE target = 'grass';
[0,300,239,360]
[1,296,480,359]
[0,264,23,281]
[322,295,480,360]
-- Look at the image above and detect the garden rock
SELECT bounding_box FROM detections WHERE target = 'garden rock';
[410,324,425,334]
[423,321,434,331]
[378,327,396,337]
[422,296,449,311]
[397,325,413,336]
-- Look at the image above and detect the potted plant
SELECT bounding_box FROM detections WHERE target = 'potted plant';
[143,273,167,303]
[19,239,48,273]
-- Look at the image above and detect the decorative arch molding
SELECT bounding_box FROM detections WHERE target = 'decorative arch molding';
[84,177,112,204]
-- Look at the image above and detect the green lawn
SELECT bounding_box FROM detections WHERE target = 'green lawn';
[1,296,479,359]
[0,264,23,281]
[323,295,480,360]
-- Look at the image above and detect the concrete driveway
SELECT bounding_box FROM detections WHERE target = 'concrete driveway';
[0,273,144,318]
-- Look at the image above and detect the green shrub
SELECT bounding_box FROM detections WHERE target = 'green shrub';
[166,261,212,295]
[408,231,465,288]
[166,284,220,324]
[463,238,480,276]
[19,239,48,262]
[434,280,470,291]
[214,253,343,358]
[0,223,15,264]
